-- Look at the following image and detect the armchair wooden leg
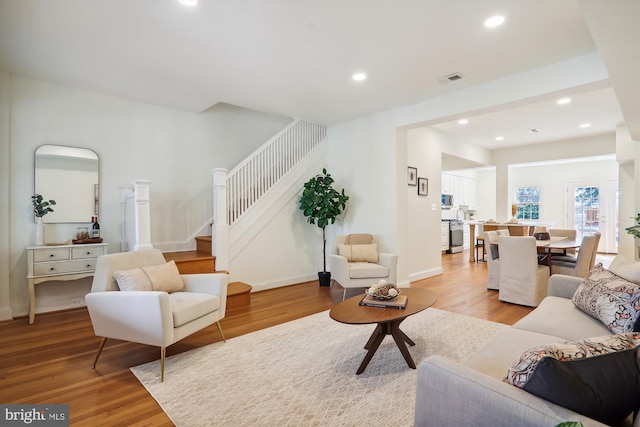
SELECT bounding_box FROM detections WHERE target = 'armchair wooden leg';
[91,337,107,369]
[216,321,226,342]
[160,346,166,382]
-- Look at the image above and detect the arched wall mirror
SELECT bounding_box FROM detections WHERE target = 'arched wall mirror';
[35,145,99,223]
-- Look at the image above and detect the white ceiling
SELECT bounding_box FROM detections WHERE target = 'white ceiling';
[0,0,638,149]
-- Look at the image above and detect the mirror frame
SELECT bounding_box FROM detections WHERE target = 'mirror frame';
[34,144,99,223]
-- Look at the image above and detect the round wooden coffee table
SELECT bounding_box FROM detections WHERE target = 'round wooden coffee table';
[330,288,437,374]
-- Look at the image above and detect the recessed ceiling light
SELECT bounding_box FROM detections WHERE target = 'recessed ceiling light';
[557,97,571,105]
[352,73,367,82]
[484,15,505,28]
[458,119,469,125]
[178,0,198,5]
[495,136,505,141]
[579,123,592,128]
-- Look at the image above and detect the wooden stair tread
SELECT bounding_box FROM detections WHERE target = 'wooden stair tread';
[163,250,214,262]
[164,250,216,274]
[228,282,252,296]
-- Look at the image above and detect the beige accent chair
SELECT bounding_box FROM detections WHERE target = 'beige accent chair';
[549,228,577,256]
[85,249,228,381]
[550,232,601,278]
[328,234,398,300]
[485,229,510,290]
[498,236,550,307]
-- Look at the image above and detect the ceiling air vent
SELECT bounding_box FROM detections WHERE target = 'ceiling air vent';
[438,73,464,84]
[528,128,541,133]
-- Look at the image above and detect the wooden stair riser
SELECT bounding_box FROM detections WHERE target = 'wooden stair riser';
[163,251,216,274]
[227,282,252,309]
[195,236,212,254]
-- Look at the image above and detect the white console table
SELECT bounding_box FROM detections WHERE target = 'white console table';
[27,242,108,324]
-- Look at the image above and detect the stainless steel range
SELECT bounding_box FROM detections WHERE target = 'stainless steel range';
[444,219,464,254]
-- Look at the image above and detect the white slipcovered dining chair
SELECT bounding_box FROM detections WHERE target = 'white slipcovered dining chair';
[549,228,577,256]
[85,249,228,381]
[550,232,601,278]
[498,236,550,307]
[485,229,509,290]
[328,234,398,300]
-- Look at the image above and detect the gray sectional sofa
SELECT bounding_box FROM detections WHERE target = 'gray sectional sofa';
[414,254,640,427]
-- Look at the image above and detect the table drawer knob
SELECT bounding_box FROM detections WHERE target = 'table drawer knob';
[50,254,55,257]
[50,267,55,271]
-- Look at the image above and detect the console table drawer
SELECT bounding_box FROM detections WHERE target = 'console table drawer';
[71,246,105,259]
[34,259,98,276]
[33,248,71,262]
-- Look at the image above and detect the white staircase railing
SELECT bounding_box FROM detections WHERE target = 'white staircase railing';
[226,119,326,225]
[212,119,326,270]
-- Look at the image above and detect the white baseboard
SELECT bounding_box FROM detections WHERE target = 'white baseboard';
[248,273,318,292]
[0,306,13,321]
[408,267,443,282]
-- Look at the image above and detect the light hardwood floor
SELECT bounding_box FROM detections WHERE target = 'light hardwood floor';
[0,249,533,426]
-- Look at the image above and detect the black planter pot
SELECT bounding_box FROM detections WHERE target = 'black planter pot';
[318,271,331,287]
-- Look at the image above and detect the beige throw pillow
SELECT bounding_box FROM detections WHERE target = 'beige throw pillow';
[143,260,185,293]
[114,260,185,293]
[337,243,379,263]
[114,267,153,291]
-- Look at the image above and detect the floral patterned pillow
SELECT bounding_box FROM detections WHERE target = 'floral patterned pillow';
[504,332,640,389]
[572,265,640,334]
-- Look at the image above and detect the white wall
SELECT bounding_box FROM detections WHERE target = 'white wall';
[2,74,293,319]
[325,112,401,279]
[492,134,616,222]
[510,157,618,228]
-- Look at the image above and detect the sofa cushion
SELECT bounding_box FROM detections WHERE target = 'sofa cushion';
[347,262,388,279]
[609,253,640,284]
[504,332,640,388]
[169,292,220,327]
[522,346,640,425]
[338,243,379,263]
[464,328,562,380]
[572,265,640,334]
[114,260,185,293]
[512,296,611,341]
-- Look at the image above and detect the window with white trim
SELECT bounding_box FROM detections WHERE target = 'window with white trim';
[515,186,540,220]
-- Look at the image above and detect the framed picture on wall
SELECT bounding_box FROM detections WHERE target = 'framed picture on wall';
[418,177,428,196]
[407,167,417,186]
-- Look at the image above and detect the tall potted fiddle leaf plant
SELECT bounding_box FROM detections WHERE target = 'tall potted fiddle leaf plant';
[299,168,349,286]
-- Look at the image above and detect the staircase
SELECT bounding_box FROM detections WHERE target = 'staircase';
[124,119,326,309]
[164,237,217,274]
[163,237,252,309]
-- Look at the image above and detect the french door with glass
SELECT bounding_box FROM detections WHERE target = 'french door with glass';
[567,180,618,254]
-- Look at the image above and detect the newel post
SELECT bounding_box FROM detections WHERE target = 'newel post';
[132,180,153,251]
[212,168,230,270]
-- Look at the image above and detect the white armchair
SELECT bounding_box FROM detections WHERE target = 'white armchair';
[327,234,398,300]
[498,236,550,307]
[85,249,228,381]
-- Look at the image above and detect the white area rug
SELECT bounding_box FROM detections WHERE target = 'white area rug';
[131,308,507,427]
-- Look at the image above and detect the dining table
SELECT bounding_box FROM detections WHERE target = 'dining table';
[534,236,581,267]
